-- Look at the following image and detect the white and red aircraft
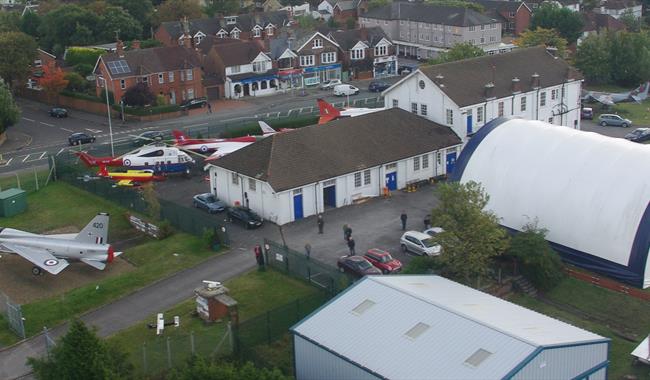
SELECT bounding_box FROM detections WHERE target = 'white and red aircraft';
[317,98,384,124]
[172,130,258,154]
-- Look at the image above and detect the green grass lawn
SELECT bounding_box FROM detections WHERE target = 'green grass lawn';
[509,277,650,379]
[108,269,322,376]
[0,169,52,194]
[609,100,650,126]
[0,182,222,344]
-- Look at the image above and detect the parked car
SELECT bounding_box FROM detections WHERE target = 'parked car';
[193,193,226,213]
[333,84,359,96]
[49,107,68,118]
[337,255,381,278]
[625,128,650,143]
[368,81,390,92]
[68,132,95,146]
[132,130,165,146]
[364,248,402,274]
[227,207,263,228]
[423,227,444,237]
[598,114,631,128]
[320,79,342,90]
[580,107,593,120]
[400,231,441,256]
[180,97,208,110]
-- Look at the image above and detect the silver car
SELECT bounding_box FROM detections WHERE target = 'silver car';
[400,231,441,256]
[598,114,632,128]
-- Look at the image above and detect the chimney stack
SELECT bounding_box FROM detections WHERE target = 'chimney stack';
[360,24,368,41]
[131,40,141,50]
[434,73,444,88]
[484,82,495,99]
[511,77,520,93]
[531,72,540,89]
[183,35,192,49]
[116,39,124,58]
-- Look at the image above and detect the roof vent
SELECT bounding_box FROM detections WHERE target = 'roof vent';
[484,82,495,99]
[350,299,376,316]
[464,348,492,367]
[512,77,520,93]
[404,322,430,340]
[531,72,541,89]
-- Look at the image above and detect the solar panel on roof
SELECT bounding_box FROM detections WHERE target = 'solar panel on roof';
[107,60,130,75]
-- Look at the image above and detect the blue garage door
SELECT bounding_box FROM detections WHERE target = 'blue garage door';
[323,186,336,208]
[293,193,304,220]
[385,172,397,191]
[446,151,457,175]
[466,115,473,135]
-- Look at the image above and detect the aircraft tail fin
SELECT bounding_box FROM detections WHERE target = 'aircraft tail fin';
[317,98,340,124]
[75,213,109,244]
[172,130,188,144]
[75,151,98,167]
[632,82,650,103]
[259,121,276,135]
[75,152,119,167]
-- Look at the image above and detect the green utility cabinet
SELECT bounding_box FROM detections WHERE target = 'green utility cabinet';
[0,188,27,217]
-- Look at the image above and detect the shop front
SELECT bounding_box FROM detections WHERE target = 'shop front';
[302,63,341,87]
[373,55,398,78]
[227,70,279,99]
[278,68,303,90]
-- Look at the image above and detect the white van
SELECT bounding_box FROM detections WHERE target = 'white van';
[333,84,359,96]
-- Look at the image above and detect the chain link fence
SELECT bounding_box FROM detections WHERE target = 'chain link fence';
[0,163,56,194]
[0,291,25,340]
[264,239,351,296]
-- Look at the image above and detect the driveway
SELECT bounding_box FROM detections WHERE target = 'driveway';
[580,119,633,139]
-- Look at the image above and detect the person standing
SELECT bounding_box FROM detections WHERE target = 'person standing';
[347,238,356,256]
[207,102,212,114]
[400,211,408,230]
[424,215,431,230]
[317,214,324,234]
[344,225,352,242]
[342,224,349,241]
[254,244,264,269]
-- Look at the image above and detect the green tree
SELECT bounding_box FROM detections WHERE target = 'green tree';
[296,15,316,29]
[98,6,143,42]
[170,357,289,380]
[38,5,100,50]
[107,0,154,27]
[367,0,390,10]
[155,0,204,24]
[64,72,89,92]
[0,81,20,134]
[507,222,565,291]
[20,10,41,38]
[0,31,37,88]
[531,3,584,44]
[619,9,645,32]
[64,47,104,67]
[428,181,509,284]
[0,12,21,33]
[575,34,611,84]
[140,39,163,48]
[424,0,484,12]
[203,0,240,17]
[28,319,133,380]
[428,41,485,64]
[608,31,650,86]
[123,82,155,106]
[515,27,567,57]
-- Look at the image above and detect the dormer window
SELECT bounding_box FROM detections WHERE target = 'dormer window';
[253,27,261,38]
[266,25,274,36]
[313,38,323,48]
[230,29,240,39]
[217,30,227,38]
[225,16,237,25]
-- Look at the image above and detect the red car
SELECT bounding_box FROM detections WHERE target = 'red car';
[364,248,402,274]
[337,255,381,278]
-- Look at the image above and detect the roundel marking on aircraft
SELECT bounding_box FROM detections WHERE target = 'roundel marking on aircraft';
[44,259,59,266]
[123,159,132,166]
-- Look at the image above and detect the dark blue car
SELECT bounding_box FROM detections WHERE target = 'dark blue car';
[368,81,390,92]
[193,193,226,213]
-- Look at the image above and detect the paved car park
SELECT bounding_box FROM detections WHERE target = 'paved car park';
[156,173,440,269]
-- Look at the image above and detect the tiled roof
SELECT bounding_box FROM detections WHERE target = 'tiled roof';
[100,46,200,79]
[160,10,290,39]
[363,2,498,26]
[328,27,389,50]
[209,108,461,192]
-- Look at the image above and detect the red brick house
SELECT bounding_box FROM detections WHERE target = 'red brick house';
[578,11,627,45]
[294,31,343,86]
[155,11,290,49]
[93,41,203,105]
[27,49,57,90]
[328,27,397,79]
[471,0,532,36]
[318,0,367,24]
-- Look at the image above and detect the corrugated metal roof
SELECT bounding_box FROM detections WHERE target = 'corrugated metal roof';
[292,276,606,379]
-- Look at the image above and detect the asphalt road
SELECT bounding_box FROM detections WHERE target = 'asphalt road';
[0,79,393,175]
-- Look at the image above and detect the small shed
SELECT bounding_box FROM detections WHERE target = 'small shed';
[0,188,26,217]
[194,282,238,324]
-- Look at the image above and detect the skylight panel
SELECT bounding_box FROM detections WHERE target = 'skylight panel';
[350,299,375,316]
[404,322,430,340]
[464,348,492,367]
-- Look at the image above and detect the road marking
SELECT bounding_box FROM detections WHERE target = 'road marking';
[61,127,74,132]
[22,154,31,163]
[0,157,12,167]
[86,128,103,133]
[40,122,54,127]
[186,122,209,127]
[56,148,65,156]
[39,152,47,159]
[23,117,35,122]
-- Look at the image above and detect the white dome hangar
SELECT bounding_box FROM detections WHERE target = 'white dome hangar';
[451,118,650,288]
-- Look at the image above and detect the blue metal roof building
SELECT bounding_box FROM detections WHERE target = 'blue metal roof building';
[291,276,609,380]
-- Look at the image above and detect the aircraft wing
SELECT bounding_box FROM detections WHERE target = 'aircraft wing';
[116,179,134,186]
[2,242,69,275]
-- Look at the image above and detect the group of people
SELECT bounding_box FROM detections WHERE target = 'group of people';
[400,211,432,231]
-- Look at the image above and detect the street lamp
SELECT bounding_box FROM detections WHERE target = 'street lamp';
[97,76,115,157]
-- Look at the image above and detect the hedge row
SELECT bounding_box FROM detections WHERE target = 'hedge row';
[118,104,181,116]
[60,90,104,103]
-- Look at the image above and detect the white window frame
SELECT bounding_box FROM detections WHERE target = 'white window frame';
[217,30,227,38]
[374,45,387,56]
[253,28,261,37]
[363,169,371,185]
[469,25,475,31]
[300,55,315,67]
[354,172,362,188]
[420,104,427,116]
[422,154,429,169]
[186,69,193,81]
[351,48,364,60]
[232,173,239,185]
[120,79,126,90]
[446,109,453,125]
[411,102,418,114]
[477,107,483,123]
[321,52,336,64]
[521,97,527,112]
[313,38,323,48]
[414,156,421,171]
[168,71,174,82]
[158,73,164,84]
[498,101,504,117]
[392,99,398,108]
[248,178,256,191]
[266,25,274,36]
[551,89,557,100]
[187,88,194,99]
[230,30,240,39]
[540,92,547,107]
[230,65,241,74]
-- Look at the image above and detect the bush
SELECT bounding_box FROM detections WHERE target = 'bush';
[155,94,167,106]
[507,223,565,291]
[73,63,94,77]
[402,256,446,274]
[60,89,104,103]
[64,72,89,92]
[64,47,104,67]
[99,89,115,105]
[122,82,154,107]
[119,104,180,116]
